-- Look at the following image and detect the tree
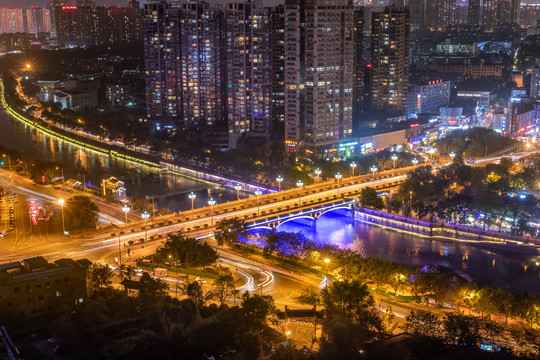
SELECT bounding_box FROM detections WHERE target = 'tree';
[176,299,199,328]
[89,263,113,296]
[237,331,263,360]
[317,319,372,360]
[360,187,384,210]
[443,313,482,347]
[323,279,381,332]
[137,272,168,309]
[241,292,276,332]
[157,233,218,268]
[384,306,395,332]
[215,217,245,246]
[213,273,235,305]
[64,195,99,229]
[187,281,206,308]
[403,310,442,338]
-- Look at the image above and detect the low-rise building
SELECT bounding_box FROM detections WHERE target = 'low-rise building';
[0,257,91,320]
[101,176,126,201]
[53,89,98,110]
[408,79,451,118]
[106,84,127,106]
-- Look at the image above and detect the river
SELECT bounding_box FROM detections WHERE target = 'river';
[0,111,241,212]
[2,107,539,291]
[265,212,540,292]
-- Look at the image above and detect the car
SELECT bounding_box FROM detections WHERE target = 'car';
[194,277,206,284]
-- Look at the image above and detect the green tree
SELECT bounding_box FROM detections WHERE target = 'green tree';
[64,195,99,229]
[360,187,384,210]
[89,263,113,296]
[213,273,235,305]
[215,217,245,246]
[178,298,200,327]
[157,233,218,268]
[323,279,381,332]
[403,310,442,338]
[443,313,482,347]
[187,280,206,308]
[238,331,263,360]
[241,292,276,332]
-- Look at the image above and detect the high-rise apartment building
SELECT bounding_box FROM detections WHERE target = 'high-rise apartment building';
[53,5,95,46]
[271,5,285,129]
[284,0,354,157]
[0,8,25,34]
[531,67,540,99]
[410,0,456,29]
[370,6,410,114]
[353,7,365,125]
[226,2,272,147]
[143,1,181,119]
[178,2,227,129]
[27,7,51,36]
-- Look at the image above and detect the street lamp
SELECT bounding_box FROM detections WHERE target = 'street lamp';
[324,258,330,289]
[276,175,284,191]
[409,190,413,206]
[350,162,357,177]
[188,192,196,212]
[370,166,378,186]
[55,166,64,185]
[391,154,398,169]
[335,173,342,196]
[449,152,456,164]
[254,189,262,215]
[296,180,304,205]
[122,204,130,224]
[142,211,150,242]
[2,154,11,173]
[208,198,216,226]
[314,168,321,184]
[58,198,65,235]
[234,184,242,200]
[412,158,418,166]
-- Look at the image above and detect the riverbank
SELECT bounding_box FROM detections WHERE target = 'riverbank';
[1,77,274,194]
[356,208,540,255]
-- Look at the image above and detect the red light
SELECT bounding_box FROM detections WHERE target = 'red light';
[62,6,77,10]
[410,123,419,128]
[366,63,372,68]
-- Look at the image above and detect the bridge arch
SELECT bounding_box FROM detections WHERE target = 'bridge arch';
[317,206,354,218]
[276,215,316,228]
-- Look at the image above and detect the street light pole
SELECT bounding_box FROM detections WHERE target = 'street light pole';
[276,175,283,191]
[208,198,216,226]
[254,189,262,215]
[296,180,304,205]
[391,154,398,170]
[117,225,122,266]
[412,158,418,166]
[324,258,330,290]
[314,168,321,184]
[234,184,242,200]
[350,162,357,177]
[188,192,196,212]
[142,211,150,242]
[370,166,378,187]
[58,199,65,235]
[122,204,130,224]
[449,151,456,164]
[335,173,342,197]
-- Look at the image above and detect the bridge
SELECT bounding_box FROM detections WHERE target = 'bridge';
[246,199,356,230]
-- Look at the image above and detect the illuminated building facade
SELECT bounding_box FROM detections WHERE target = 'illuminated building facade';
[226,2,272,148]
[408,79,451,117]
[0,8,25,34]
[179,2,227,129]
[284,0,355,155]
[143,2,181,119]
[371,6,410,114]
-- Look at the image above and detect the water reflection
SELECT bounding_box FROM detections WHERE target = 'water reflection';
[0,112,238,211]
[275,212,540,292]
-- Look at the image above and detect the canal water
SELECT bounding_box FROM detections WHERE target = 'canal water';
[0,110,240,212]
[269,212,540,292]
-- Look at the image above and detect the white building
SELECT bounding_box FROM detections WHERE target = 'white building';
[408,79,451,117]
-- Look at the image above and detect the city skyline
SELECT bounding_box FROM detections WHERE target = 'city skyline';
[0,0,285,8]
